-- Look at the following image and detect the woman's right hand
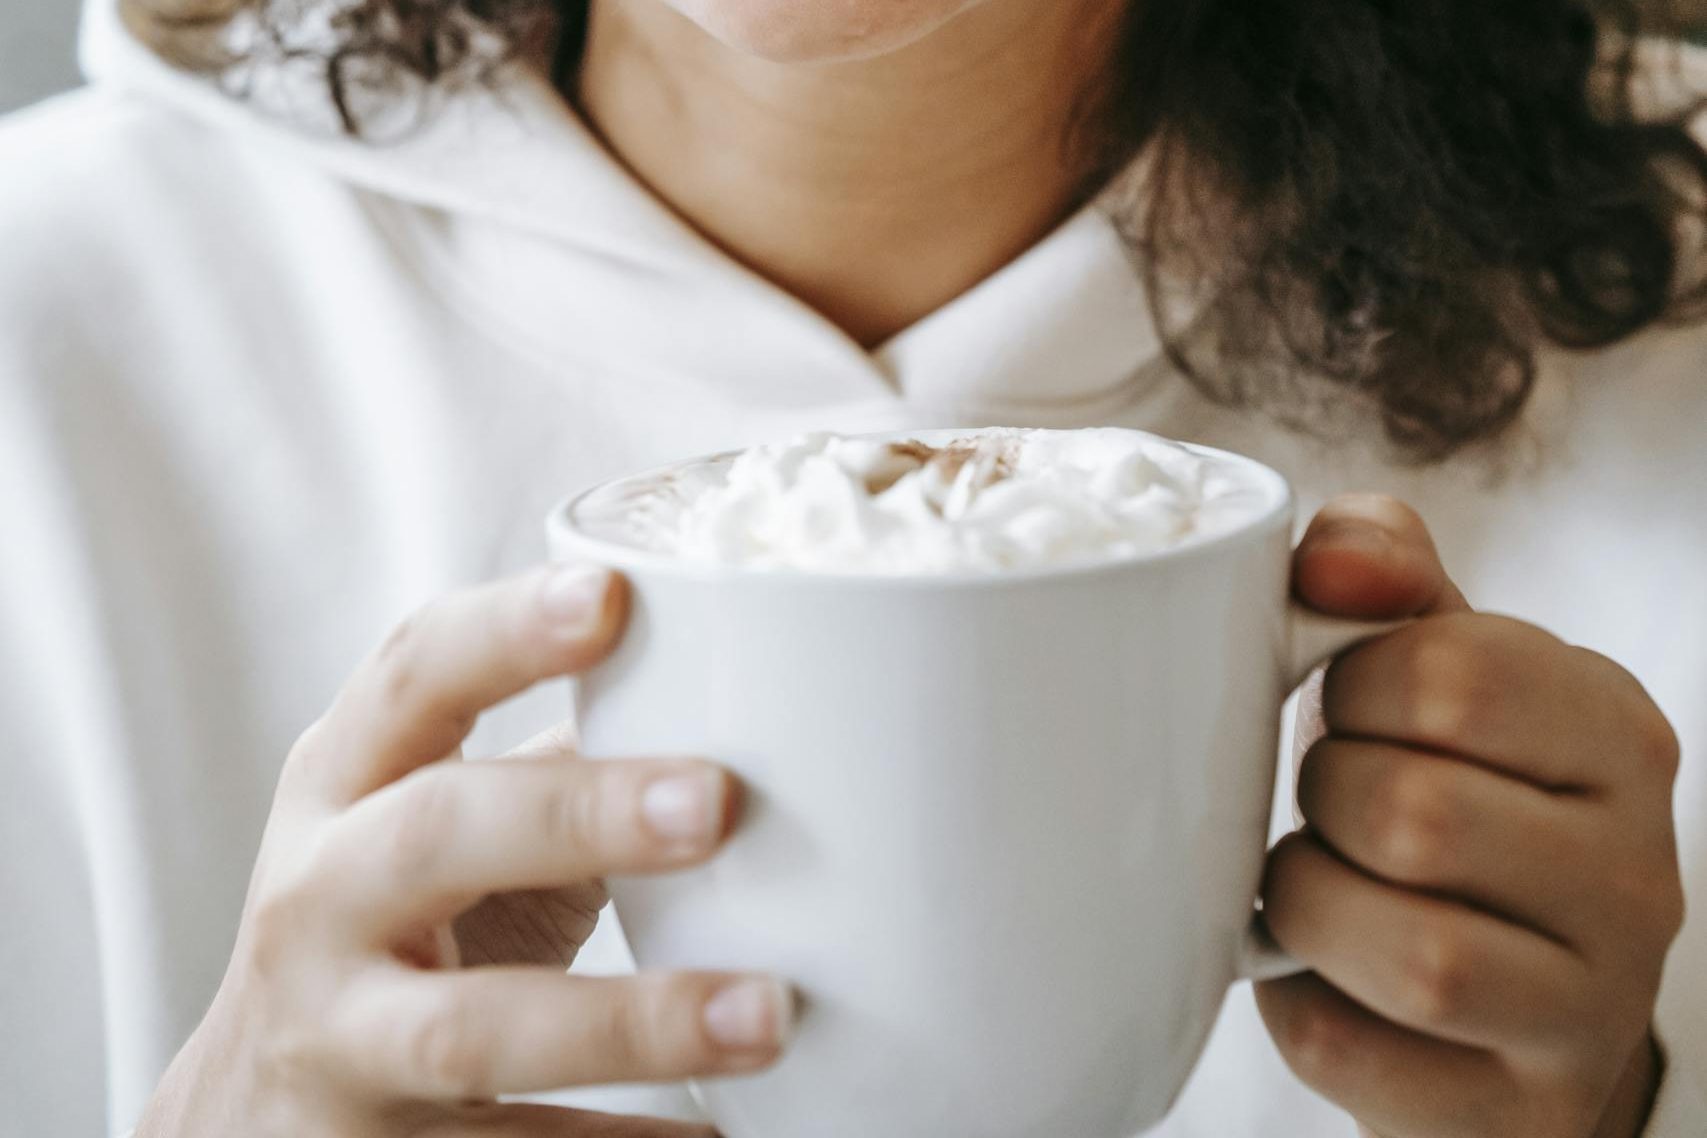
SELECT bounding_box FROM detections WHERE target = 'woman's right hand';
[137,565,792,1137]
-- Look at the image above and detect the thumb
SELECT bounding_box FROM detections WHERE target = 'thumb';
[1292,494,1470,619]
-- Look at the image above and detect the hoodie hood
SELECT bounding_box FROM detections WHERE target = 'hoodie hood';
[78,0,714,260]
[75,0,1169,420]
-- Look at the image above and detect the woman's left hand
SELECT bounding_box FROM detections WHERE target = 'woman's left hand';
[1256,495,1686,1138]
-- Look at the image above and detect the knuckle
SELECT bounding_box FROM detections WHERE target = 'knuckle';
[1632,704,1682,782]
[584,980,647,1071]
[641,974,714,1068]
[1399,619,1496,747]
[290,824,345,896]
[377,774,461,885]
[263,1021,324,1087]
[244,891,307,981]
[602,974,704,1073]
[535,771,610,861]
[1642,869,1688,942]
[244,845,345,981]
[286,718,328,766]
[405,996,492,1098]
[1400,926,1476,1028]
[1573,648,1680,781]
[241,985,331,1091]
[1665,878,1689,940]
[376,611,429,705]
[280,717,334,788]
[1371,768,1459,881]
[248,838,332,947]
[1275,997,1351,1086]
[373,607,472,735]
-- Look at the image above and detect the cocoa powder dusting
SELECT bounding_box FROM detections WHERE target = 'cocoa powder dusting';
[873,439,1016,499]
[886,441,937,464]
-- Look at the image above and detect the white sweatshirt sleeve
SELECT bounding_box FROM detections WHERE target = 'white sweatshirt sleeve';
[0,274,121,1134]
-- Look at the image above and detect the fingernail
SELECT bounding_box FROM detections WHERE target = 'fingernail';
[641,770,725,845]
[703,978,794,1051]
[542,564,612,635]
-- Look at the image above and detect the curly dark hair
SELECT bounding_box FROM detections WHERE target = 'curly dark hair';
[123,0,1707,460]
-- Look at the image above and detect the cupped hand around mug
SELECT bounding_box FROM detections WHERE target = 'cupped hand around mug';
[136,566,792,1138]
[1258,496,1685,1138]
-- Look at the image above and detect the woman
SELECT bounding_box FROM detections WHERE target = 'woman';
[2,0,1703,1134]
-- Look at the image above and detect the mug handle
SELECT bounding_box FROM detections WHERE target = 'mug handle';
[1235,605,1410,983]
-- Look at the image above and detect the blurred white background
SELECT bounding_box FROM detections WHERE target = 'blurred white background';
[1,0,83,112]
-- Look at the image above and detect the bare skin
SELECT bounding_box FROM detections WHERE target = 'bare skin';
[136,567,786,1137]
[575,0,1128,347]
[1266,498,1678,1138]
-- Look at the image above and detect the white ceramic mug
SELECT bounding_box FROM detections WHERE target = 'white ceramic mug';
[547,432,1394,1138]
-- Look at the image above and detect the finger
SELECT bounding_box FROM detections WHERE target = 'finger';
[1255,971,1517,1138]
[333,968,794,1098]
[318,758,737,937]
[1322,613,1652,791]
[1564,647,1684,801]
[308,565,627,804]
[453,886,609,968]
[1262,832,1587,1051]
[418,1102,717,1137]
[1293,494,1471,619]
[1296,737,1602,943]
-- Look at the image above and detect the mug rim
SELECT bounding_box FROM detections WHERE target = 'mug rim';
[546,429,1296,589]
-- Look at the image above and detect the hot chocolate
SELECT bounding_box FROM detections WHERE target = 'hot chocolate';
[571,428,1271,574]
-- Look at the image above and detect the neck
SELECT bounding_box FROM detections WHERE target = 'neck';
[575,0,1128,348]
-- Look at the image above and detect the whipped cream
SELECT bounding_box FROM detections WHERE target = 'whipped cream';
[575,429,1273,574]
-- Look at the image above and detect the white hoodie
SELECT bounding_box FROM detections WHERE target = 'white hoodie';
[1,2,1704,1134]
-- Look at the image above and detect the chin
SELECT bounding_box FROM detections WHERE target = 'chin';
[663,0,990,62]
